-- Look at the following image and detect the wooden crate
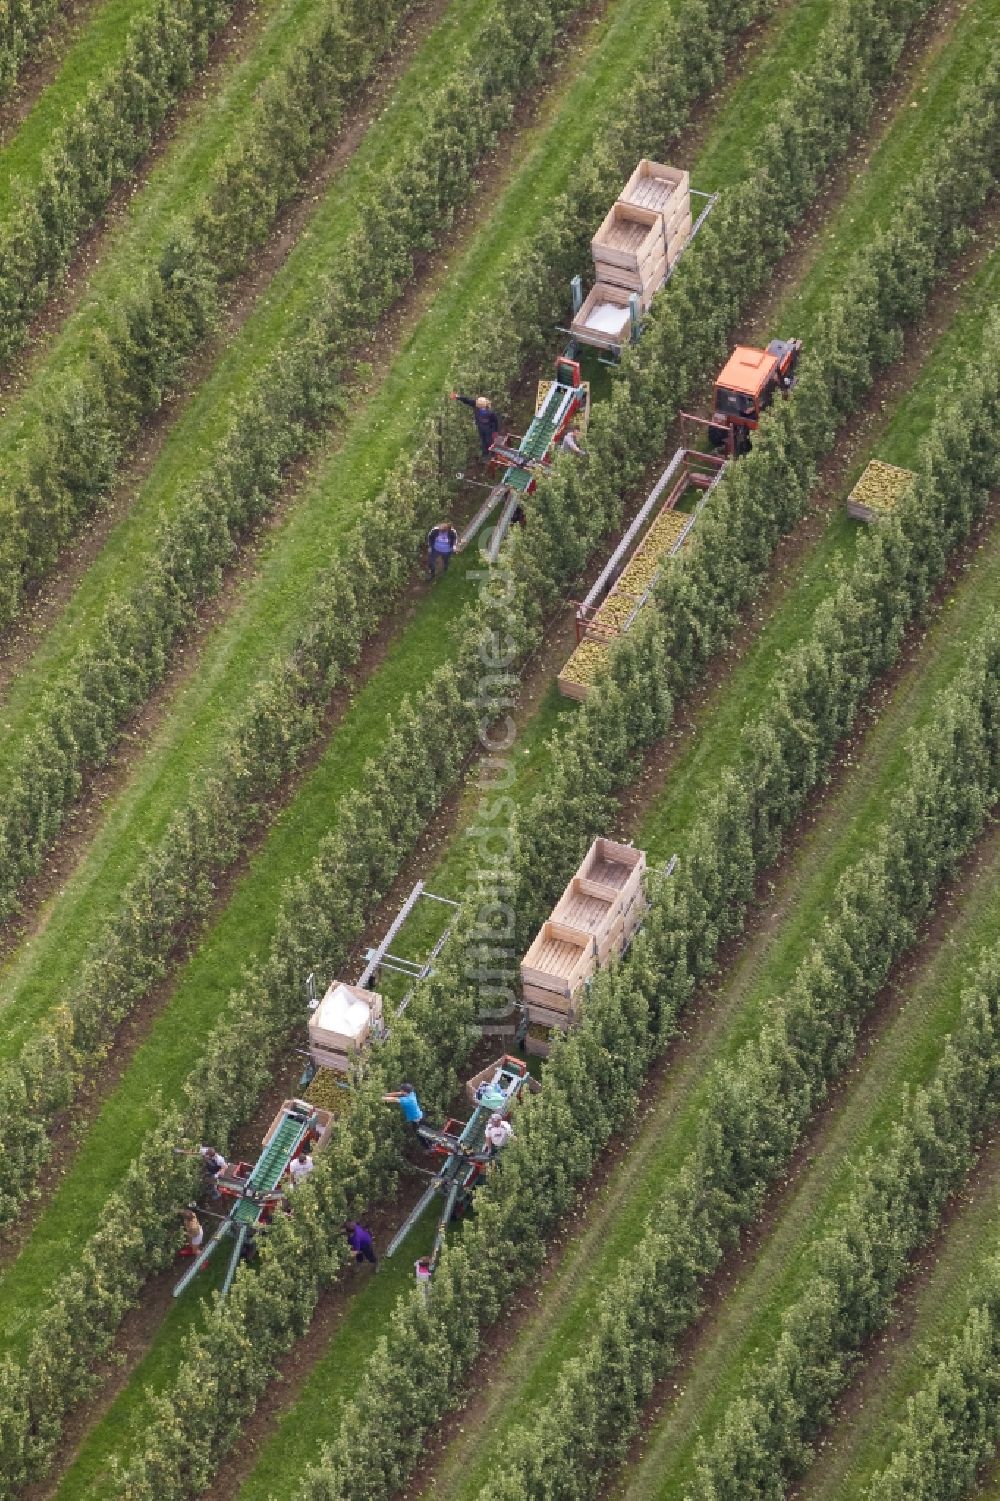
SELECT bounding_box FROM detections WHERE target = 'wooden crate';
[264,1099,334,1154]
[551,877,628,963]
[592,202,664,275]
[618,159,690,219]
[525,998,576,1030]
[521,919,597,1000]
[846,459,916,522]
[525,1023,558,1058]
[578,836,646,905]
[308,981,382,1057]
[556,668,592,701]
[666,214,693,267]
[522,974,582,1015]
[598,248,667,299]
[570,282,635,350]
[464,1054,539,1107]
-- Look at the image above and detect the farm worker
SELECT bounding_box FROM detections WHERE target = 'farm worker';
[199,1144,227,1199]
[450,392,501,457]
[178,1209,204,1257]
[427,522,458,580]
[383,1083,424,1136]
[560,427,588,456]
[344,1220,379,1270]
[484,1113,514,1153]
[288,1147,314,1188]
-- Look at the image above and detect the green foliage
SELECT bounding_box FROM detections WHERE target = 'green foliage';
[512,51,1000,939]
[0,0,61,98]
[689,969,1000,1501]
[0,0,416,619]
[863,1252,1000,1501]
[0,0,234,370]
[0,0,979,1489]
[0,0,790,1222]
[0,0,594,915]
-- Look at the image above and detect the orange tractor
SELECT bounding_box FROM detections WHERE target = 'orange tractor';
[683,338,802,457]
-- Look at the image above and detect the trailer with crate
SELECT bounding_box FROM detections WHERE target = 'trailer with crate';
[558,448,727,700]
[567,160,713,358]
[520,837,647,1055]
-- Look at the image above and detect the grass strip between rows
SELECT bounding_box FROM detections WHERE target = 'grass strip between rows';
[0,0,430,619]
[861,1249,1000,1501]
[0,0,236,364]
[682,940,1000,1501]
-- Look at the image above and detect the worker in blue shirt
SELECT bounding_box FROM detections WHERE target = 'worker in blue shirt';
[450,392,501,457]
[383,1083,424,1137]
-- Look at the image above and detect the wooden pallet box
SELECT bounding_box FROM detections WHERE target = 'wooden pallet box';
[666,213,694,267]
[263,1099,335,1154]
[525,998,577,1030]
[592,201,664,276]
[525,1022,559,1058]
[464,1055,541,1108]
[570,281,635,349]
[618,159,690,220]
[308,981,382,1057]
[577,836,645,910]
[598,249,668,306]
[521,919,598,1001]
[846,459,916,521]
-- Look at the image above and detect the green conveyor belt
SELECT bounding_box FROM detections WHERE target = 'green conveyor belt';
[251,1114,305,1191]
[504,381,570,486]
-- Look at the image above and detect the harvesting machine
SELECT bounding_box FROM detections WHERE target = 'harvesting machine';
[456,159,716,558]
[173,1098,333,1298]
[385,1054,538,1281]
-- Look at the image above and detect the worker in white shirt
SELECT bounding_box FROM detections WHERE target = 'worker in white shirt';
[288,1147,314,1188]
[560,426,588,456]
[484,1113,514,1154]
[199,1144,227,1199]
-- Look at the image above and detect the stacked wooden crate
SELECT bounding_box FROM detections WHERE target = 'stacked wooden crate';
[620,160,691,272]
[570,160,691,348]
[521,838,646,1053]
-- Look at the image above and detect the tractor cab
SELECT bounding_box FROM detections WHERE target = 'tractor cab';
[701,338,802,456]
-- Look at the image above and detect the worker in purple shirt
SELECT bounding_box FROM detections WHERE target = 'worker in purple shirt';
[344,1220,378,1270]
[450,391,501,457]
[427,522,458,580]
